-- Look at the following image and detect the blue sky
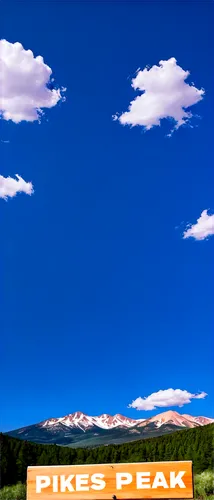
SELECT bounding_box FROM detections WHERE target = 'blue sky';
[0,0,213,432]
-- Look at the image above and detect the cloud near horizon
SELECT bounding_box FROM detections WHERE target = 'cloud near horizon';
[128,388,207,411]
[183,210,214,240]
[0,39,66,123]
[113,57,204,135]
[0,174,34,200]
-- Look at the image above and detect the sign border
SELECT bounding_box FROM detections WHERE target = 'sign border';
[27,459,193,469]
[27,460,194,500]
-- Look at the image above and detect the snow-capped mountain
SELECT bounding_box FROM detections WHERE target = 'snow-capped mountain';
[42,412,144,431]
[40,410,213,432]
[6,410,213,448]
[136,410,214,429]
[142,410,199,429]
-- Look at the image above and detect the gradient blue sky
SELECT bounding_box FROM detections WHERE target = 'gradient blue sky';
[1,0,213,432]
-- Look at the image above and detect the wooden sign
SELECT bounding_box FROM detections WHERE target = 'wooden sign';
[27,461,193,499]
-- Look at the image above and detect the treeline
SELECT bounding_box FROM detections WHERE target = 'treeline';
[1,424,213,487]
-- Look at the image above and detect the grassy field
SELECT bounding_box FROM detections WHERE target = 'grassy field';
[0,484,26,500]
[0,470,213,500]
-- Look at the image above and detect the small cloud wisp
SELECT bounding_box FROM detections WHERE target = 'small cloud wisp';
[0,174,34,200]
[183,210,214,241]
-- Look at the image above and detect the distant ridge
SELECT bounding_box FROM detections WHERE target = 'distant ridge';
[6,410,214,448]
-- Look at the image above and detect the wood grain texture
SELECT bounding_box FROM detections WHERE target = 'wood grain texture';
[27,461,193,500]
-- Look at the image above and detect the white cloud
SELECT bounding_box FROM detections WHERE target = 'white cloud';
[183,210,214,241]
[0,174,34,200]
[128,388,207,411]
[0,39,66,123]
[113,58,204,134]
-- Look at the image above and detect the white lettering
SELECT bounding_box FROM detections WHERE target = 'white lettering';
[35,468,187,494]
[136,472,150,489]
[91,473,106,491]
[60,475,75,492]
[53,475,58,493]
[170,471,186,488]
[76,474,89,491]
[116,473,132,490]
[36,476,51,493]
[152,472,169,489]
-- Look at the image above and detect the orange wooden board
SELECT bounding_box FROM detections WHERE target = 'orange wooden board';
[27,461,193,499]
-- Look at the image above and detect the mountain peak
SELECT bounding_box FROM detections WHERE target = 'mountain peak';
[148,409,207,429]
[72,411,86,418]
[153,410,181,418]
[39,412,143,432]
[7,410,214,448]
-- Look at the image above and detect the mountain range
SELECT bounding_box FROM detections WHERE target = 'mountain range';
[6,410,214,448]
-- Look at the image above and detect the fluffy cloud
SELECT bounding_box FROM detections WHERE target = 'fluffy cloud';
[0,39,66,123]
[0,174,34,200]
[183,210,214,241]
[113,58,204,134]
[128,388,207,411]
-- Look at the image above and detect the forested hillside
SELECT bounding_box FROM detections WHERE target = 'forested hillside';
[1,423,213,487]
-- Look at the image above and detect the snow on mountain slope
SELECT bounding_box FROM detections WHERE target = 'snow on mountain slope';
[93,413,145,429]
[41,412,145,431]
